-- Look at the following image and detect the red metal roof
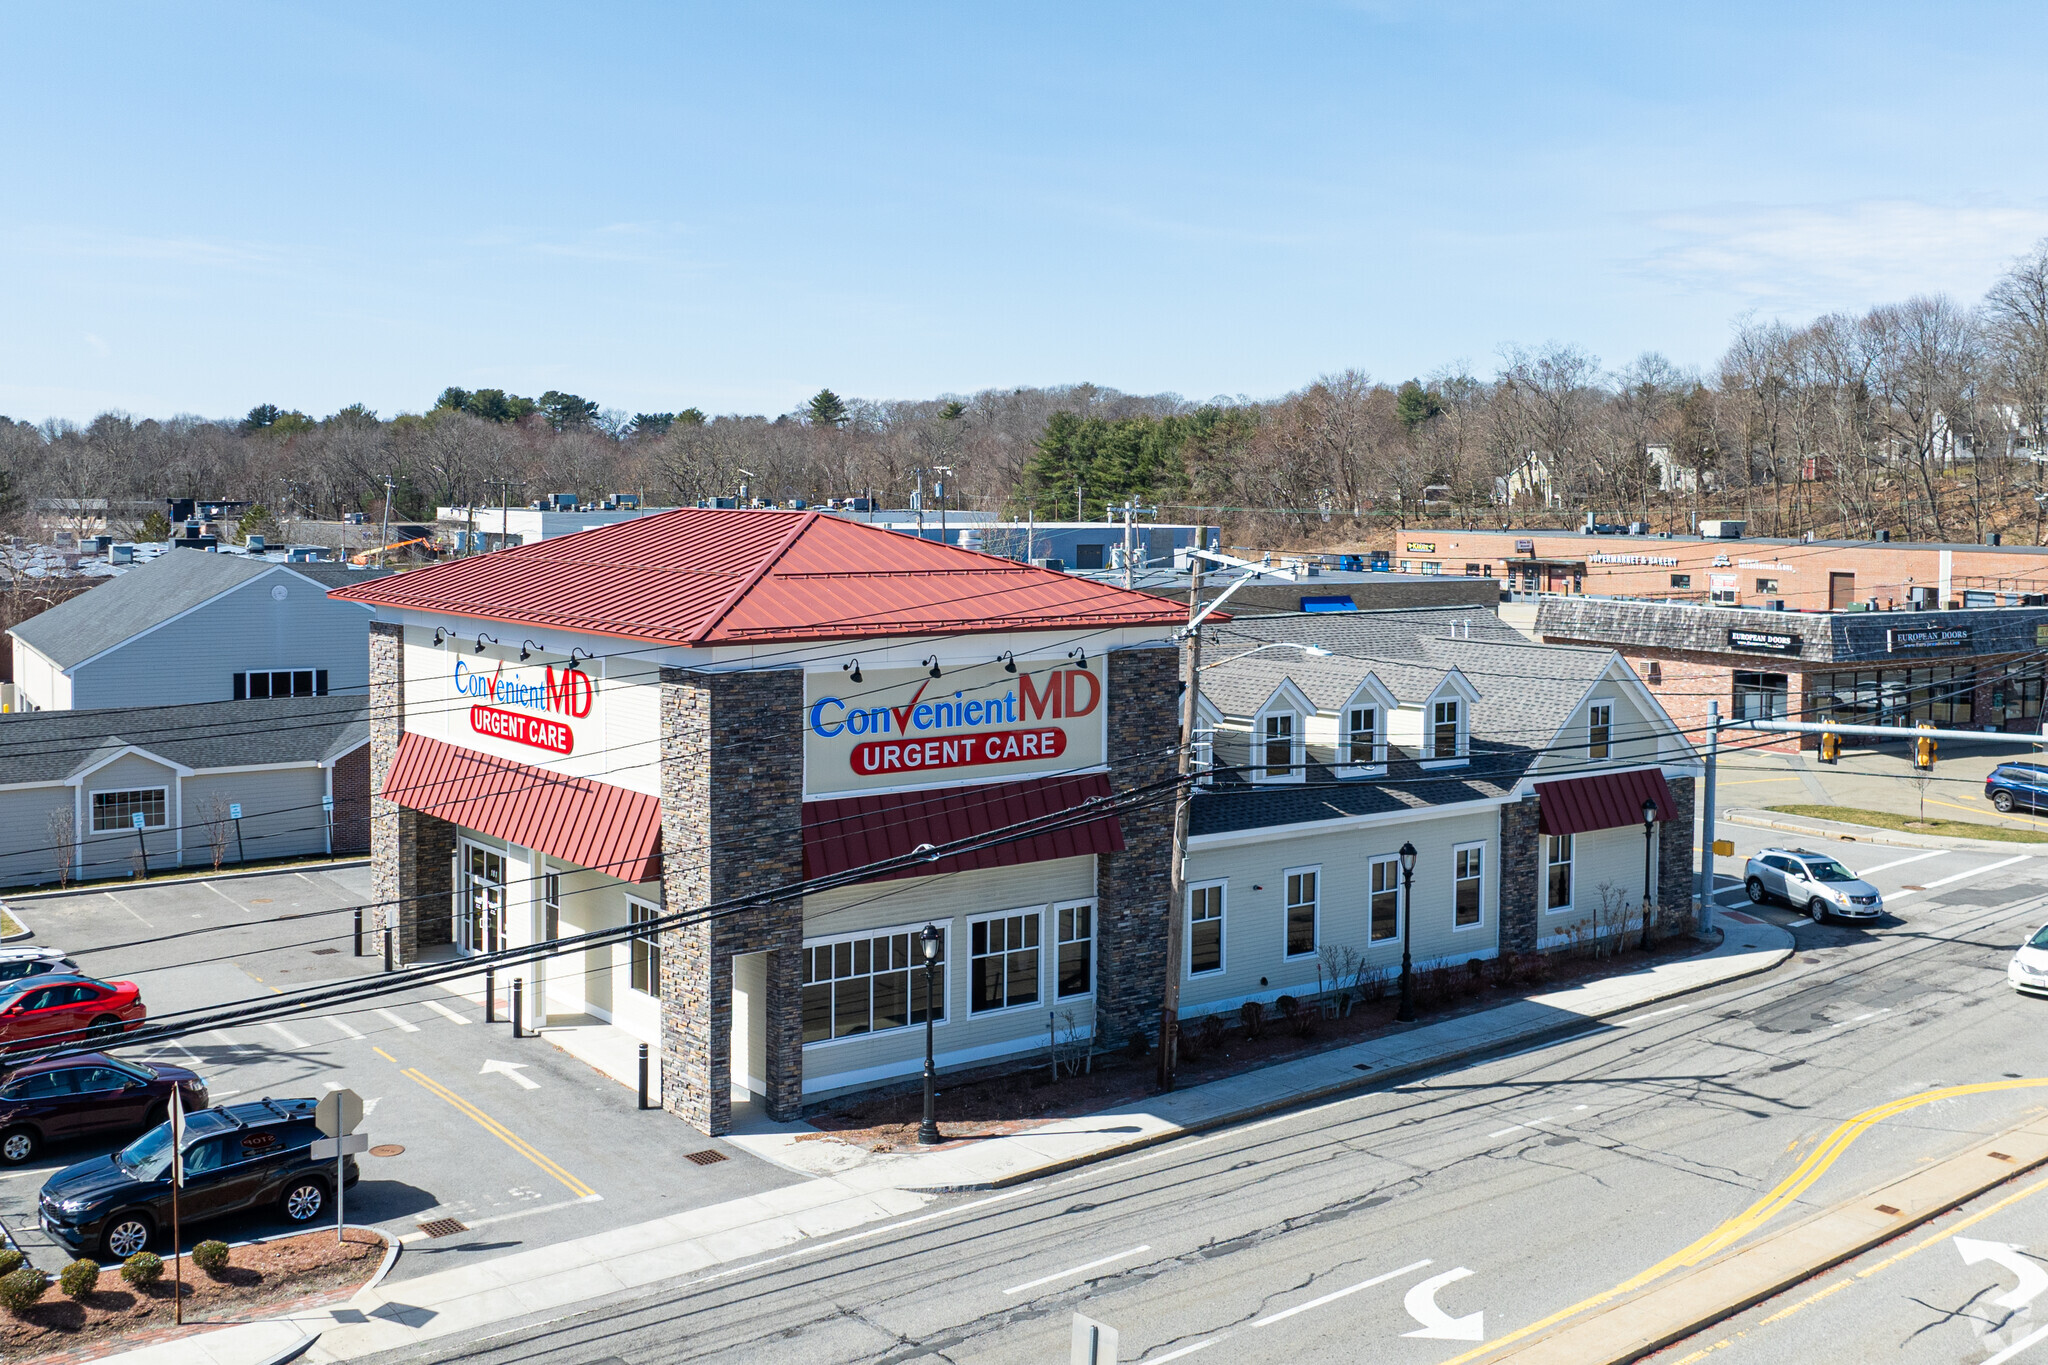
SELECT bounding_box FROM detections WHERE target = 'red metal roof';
[383,732,664,883]
[803,773,1125,884]
[1537,767,1676,838]
[329,508,1192,645]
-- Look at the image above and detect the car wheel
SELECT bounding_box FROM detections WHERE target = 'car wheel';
[85,1015,121,1041]
[101,1212,153,1260]
[1994,790,2016,813]
[0,1126,38,1165]
[1746,877,1768,904]
[1808,898,1830,925]
[280,1177,326,1223]
[142,1100,167,1130]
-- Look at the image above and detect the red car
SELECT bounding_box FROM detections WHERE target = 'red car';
[0,976,146,1054]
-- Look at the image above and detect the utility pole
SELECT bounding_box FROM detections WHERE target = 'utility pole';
[1112,497,1158,590]
[932,465,953,542]
[914,468,926,537]
[1699,701,1718,936]
[378,476,394,566]
[1076,480,1084,522]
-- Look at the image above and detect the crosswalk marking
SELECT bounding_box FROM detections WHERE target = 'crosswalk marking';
[374,1008,421,1033]
[209,1030,260,1053]
[266,1022,310,1049]
[324,1016,365,1040]
[421,1000,471,1026]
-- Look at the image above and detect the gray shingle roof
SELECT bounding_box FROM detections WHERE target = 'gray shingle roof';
[0,696,367,786]
[1210,605,1523,659]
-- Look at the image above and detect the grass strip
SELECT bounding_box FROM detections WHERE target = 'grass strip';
[1766,804,2048,843]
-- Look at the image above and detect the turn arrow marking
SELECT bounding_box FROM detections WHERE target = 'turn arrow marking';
[480,1060,539,1090]
[1401,1266,1484,1341]
[1956,1237,2048,1311]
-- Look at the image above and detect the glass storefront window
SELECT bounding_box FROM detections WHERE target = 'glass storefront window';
[1811,666,1977,729]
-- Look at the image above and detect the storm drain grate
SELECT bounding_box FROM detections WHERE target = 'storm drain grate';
[684,1149,729,1166]
[1990,1151,2015,1163]
[1874,1204,1902,1217]
[417,1218,469,1238]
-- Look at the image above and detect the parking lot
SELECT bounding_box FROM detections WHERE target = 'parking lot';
[0,865,799,1282]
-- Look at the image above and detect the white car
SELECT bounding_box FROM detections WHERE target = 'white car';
[2012,924,2048,998]
[0,947,80,983]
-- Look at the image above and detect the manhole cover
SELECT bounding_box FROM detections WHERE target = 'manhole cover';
[312,948,340,956]
[416,1218,468,1238]
[370,1144,405,1158]
[684,1149,728,1166]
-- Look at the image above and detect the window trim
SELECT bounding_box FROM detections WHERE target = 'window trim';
[1187,879,1227,978]
[1282,864,1321,960]
[1420,691,1470,769]
[1367,853,1403,944]
[1587,698,1613,760]
[1452,840,1487,931]
[1253,703,1305,784]
[90,786,168,833]
[1053,898,1096,1000]
[800,920,950,1048]
[967,906,1046,1017]
[626,895,661,998]
[1336,681,1392,778]
[1544,833,1575,914]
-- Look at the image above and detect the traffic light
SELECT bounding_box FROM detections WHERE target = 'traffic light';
[1915,723,1936,771]
[1819,730,1841,765]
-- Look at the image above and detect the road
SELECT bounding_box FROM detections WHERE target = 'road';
[0,866,798,1280]
[355,823,2048,1364]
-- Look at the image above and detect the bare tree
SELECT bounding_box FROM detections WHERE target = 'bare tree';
[202,794,234,873]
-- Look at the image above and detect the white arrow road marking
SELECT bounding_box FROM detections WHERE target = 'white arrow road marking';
[1888,854,2030,899]
[480,1059,539,1090]
[1253,1258,1434,1327]
[1956,1237,2048,1311]
[1402,1266,1485,1341]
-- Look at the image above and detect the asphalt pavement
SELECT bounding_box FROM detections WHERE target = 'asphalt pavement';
[344,823,2048,1364]
[0,866,799,1281]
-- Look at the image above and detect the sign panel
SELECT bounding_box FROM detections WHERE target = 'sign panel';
[1727,628,1801,654]
[1887,626,1971,652]
[316,1088,364,1138]
[1404,540,1435,553]
[1514,539,1535,554]
[805,659,1107,798]
[451,656,594,756]
[2035,623,2048,648]
[1589,553,1680,567]
[228,803,242,820]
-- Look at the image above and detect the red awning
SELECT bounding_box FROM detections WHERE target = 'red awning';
[803,773,1125,884]
[1537,768,1676,837]
[382,732,664,884]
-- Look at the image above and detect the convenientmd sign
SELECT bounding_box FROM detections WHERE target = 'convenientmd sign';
[804,659,1107,798]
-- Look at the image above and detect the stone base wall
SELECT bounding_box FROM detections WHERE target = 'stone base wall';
[1092,645,1181,1051]
[1497,794,1541,954]
[1657,775,1698,935]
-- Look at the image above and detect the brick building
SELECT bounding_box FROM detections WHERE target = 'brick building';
[332,508,1189,1134]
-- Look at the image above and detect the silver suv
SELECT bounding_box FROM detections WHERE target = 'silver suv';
[1745,847,1885,923]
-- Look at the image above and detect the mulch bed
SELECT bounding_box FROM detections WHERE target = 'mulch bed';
[803,934,1713,1152]
[0,1229,385,1361]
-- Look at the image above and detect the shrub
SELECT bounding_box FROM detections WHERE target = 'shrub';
[0,1249,21,1278]
[1464,958,1486,995]
[1124,1031,1148,1061]
[1240,1000,1265,1040]
[1174,1020,1202,1064]
[1425,965,1454,1001]
[193,1240,231,1274]
[58,1259,98,1300]
[1199,1013,1228,1052]
[121,1252,163,1286]
[0,1266,48,1313]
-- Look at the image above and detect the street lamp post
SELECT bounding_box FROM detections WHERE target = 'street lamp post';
[918,923,943,1145]
[1396,842,1418,1022]
[1640,798,1659,951]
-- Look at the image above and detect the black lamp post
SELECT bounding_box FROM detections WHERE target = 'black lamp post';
[1640,798,1658,950]
[917,923,943,1145]
[1396,841,1418,1022]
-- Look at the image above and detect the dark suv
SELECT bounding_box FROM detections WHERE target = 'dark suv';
[39,1097,359,1259]
[0,1054,205,1165]
[1986,761,2048,813]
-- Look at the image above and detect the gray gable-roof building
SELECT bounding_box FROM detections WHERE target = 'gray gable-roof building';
[8,549,392,713]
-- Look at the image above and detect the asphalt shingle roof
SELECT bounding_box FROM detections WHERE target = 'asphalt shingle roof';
[0,696,367,786]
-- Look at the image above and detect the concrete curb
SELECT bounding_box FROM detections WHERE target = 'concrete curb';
[1721,806,2047,853]
[2,859,370,904]
[902,927,1792,1194]
[0,905,32,942]
[252,1327,318,1365]
[351,1224,400,1295]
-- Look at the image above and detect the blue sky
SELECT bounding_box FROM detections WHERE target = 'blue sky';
[4,2,2044,423]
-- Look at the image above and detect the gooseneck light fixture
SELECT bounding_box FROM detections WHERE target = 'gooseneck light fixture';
[475,633,499,654]
[1068,647,1089,670]
[922,655,943,679]
[842,659,862,684]
[520,638,543,662]
[998,651,1017,674]
[567,647,594,672]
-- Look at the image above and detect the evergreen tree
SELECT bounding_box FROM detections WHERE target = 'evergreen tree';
[807,389,849,428]
[1395,379,1446,430]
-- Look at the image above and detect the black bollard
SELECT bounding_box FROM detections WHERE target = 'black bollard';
[638,1043,650,1110]
[512,978,524,1038]
[485,967,496,1023]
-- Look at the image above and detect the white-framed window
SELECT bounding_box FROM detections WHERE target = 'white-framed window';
[91,788,166,832]
[970,909,1042,1013]
[628,897,661,997]
[1259,709,1300,782]
[1369,855,1401,942]
[1193,726,1215,785]
[1188,882,1225,976]
[1346,706,1377,766]
[1545,834,1574,912]
[1453,842,1485,929]
[1588,701,1612,759]
[801,924,946,1044]
[542,871,561,940]
[233,669,328,700]
[1284,866,1319,958]
[1055,901,1094,999]
[1431,699,1463,760]
[1710,575,1738,606]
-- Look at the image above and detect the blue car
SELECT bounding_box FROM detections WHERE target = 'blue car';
[1986,761,2048,814]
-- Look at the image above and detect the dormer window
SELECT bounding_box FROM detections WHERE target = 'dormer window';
[1432,700,1461,759]
[1263,712,1296,779]
[1346,707,1377,766]
[1588,702,1612,759]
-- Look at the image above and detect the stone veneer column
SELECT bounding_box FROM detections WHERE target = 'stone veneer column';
[368,622,453,966]
[659,667,805,1136]
[1657,775,1697,935]
[1497,793,1541,955]
[1091,645,1181,1052]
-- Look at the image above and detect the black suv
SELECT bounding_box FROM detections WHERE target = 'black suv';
[39,1097,359,1259]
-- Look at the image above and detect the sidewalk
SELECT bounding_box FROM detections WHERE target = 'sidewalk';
[1721,805,2044,853]
[88,920,1793,1365]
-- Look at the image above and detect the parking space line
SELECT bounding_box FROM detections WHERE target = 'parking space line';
[208,1030,259,1054]
[401,1067,594,1198]
[1856,849,1947,876]
[421,1000,471,1026]
[324,1016,364,1040]
[265,1022,310,1049]
[374,1009,420,1033]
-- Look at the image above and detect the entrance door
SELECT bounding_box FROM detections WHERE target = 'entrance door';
[459,845,505,955]
[1829,572,1856,610]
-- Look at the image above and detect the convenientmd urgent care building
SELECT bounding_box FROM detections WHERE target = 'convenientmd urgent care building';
[330,509,1187,1134]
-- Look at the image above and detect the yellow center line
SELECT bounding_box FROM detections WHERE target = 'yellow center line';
[1434,1079,2048,1365]
[372,1047,397,1063]
[1924,794,2048,832]
[402,1067,594,1198]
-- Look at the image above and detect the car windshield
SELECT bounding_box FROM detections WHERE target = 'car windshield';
[115,1124,174,1181]
[1804,860,1857,882]
[2031,925,2048,950]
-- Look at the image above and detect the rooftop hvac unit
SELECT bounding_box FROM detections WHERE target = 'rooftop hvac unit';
[1699,520,1746,539]
[246,534,265,551]
[1030,557,1066,573]
[109,544,133,565]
